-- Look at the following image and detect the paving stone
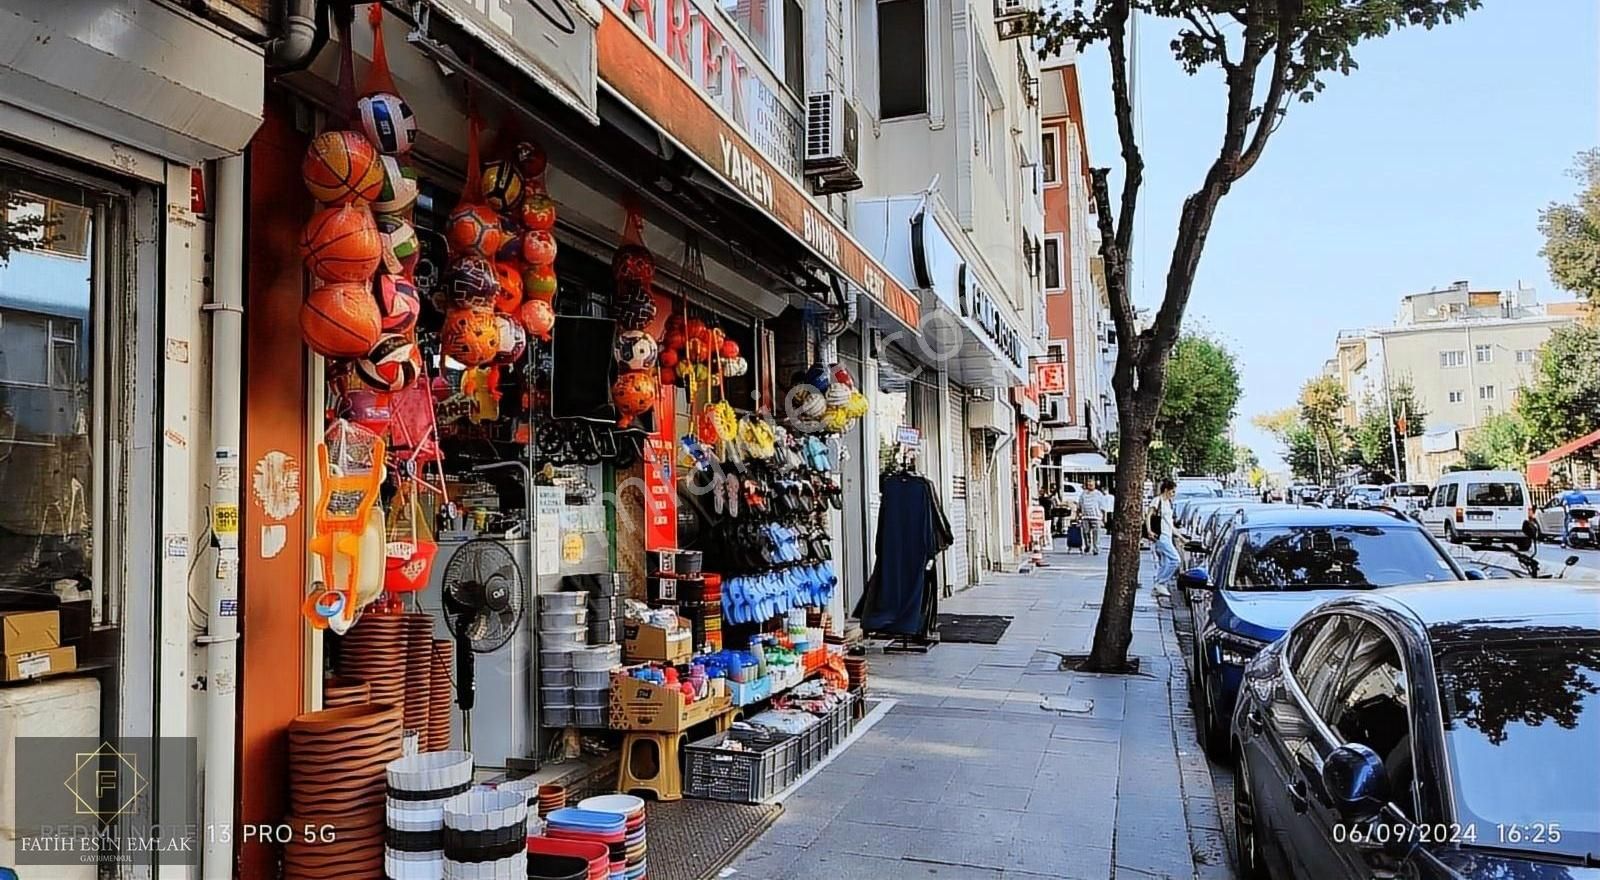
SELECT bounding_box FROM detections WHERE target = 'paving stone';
[816,816,918,859]
[1005,841,1115,879]
[903,827,1015,871]
[937,781,1033,812]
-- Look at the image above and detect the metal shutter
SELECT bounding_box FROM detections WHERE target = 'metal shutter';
[946,385,971,591]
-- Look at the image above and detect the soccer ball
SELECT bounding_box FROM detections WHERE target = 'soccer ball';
[480,159,525,212]
[614,330,659,371]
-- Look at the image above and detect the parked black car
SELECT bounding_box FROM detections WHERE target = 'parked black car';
[1230,583,1600,879]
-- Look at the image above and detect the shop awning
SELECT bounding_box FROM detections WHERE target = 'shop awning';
[420,0,601,123]
[1049,452,1115,473]
[1527,428,1600,486]
[594,9,921,332]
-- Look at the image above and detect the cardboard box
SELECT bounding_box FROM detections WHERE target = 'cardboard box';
[0,610,60,655]
[2,646,76,681]
[623,620,692,664]
[609,675,731,731]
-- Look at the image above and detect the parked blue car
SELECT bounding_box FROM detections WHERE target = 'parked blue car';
[1178,507,1466,756]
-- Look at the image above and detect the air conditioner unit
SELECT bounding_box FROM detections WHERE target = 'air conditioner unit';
[994,0,1037,39]
[805,90,862,194]
[967,397,1015,436]
[1040,396,1064,425]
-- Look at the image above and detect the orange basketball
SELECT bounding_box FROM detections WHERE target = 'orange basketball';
[300,204,381,283]
[301,282,382,359]
[440,308,501,367]
[494,262,524,313]
[302,131,386,205]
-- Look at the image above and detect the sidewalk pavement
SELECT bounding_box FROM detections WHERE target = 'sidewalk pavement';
[727,546,1233,880]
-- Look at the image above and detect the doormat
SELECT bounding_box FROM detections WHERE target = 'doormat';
[935,613,1013,644]
[643,798,782,880]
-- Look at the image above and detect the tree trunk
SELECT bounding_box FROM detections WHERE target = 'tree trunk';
[1083,392,1160,671]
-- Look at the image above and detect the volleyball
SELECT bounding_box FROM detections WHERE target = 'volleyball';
[372,156,419,217]
[356,92,418,155]
[446,203,506,257]
[374,275,421,335]
[301,282,381,359]
[479,159,524,212]
[302,130,385,205]
[353,333,422,391]
[300,204,381,283]
[376,214,419,277]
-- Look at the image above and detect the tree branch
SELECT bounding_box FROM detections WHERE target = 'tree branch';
[1105,0,1142,266]
[1234,1,1299,179]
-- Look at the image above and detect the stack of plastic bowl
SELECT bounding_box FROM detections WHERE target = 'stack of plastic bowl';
[441,788,528,879]
[527,836,609,880]
[536,783,567,817]
[540,592,589,727]
[323,676,369,709]
[384,750,474,880]
[576,795,646,880]
[339,613,408,710]
[283,703,402,878]
[570,644,620,728]
[428,639,454,751]
[543,808,626,880]
[402,613,435,736]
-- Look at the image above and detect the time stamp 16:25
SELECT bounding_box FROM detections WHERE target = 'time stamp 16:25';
[1332,822,1562,846]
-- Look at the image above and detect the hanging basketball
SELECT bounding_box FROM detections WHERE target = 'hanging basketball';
[356,92,418,155]
[300,204,381,283]
[519,298,555,342]
[614,330,659,371]
[479,159,525,211]
[444,256,500,310]
[372,156,419,217]
[439,308,500,367]
[494,262,524,313]
[354,333,422,391]
[612,369,658,428]
[520,191,557,231]
[374,275,421,335]
[492,314,527,365]
[446,203,507,257]
[521,229,558,266]
[524,264,558,302]
[303,130,385,205]
[376,214,419,277]
[301,282,382,359]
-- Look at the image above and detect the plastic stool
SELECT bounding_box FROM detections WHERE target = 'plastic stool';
[617,731,685,801]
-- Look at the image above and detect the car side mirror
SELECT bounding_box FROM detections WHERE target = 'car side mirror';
[1176,567,1211,591]
[1322,743,1389,821]
[1567,555,1581,568]
[1184,540,1206,554]
[1464,568,1486,581]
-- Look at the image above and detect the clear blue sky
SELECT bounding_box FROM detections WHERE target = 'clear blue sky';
[1073,2,1599,471]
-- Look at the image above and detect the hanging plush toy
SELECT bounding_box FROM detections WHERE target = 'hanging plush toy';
[612,369,658,429]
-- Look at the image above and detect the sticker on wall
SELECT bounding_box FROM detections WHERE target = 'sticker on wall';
[252,450,303,521]
[261,523,288,559]
[163,534,189,559]
[165,337,190,364]
[561,533,585,565]
[164,429,188,449]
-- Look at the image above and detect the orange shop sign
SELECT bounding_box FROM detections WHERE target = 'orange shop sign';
[596,8,921,330]
[1034,361,1067,395]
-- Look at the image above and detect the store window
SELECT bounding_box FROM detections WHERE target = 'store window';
[719,0,805,97]
[783,0,805,97]
[1043,235,1063,291]
[877,0,926,118]
[1041,129,1059,185]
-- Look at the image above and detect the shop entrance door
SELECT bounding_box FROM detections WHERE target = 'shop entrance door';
[836,338,869,615]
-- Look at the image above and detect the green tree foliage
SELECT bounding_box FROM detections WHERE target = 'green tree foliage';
[1538,149,1600,302]
[1349,379,1426,475]
[1516,322,1600,455]
[1463,412,1532,471]
[0,182,52,265]
[1155,334,1242,475]
[1285,422,1323,481]
[1298,375,1346,476]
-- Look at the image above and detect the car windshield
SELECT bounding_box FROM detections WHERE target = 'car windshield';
[1390,484,1429,497]
[1356,487,1382,499]
[1435,638,1600,861]
[1465,482,1525,506]
[1226,525,1460,591]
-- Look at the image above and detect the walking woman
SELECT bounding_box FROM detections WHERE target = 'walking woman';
[1147,479,1179,599]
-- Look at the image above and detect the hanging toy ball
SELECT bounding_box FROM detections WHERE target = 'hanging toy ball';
[443,255,500,311]
[788,384,827,420]
[492,314,528,365]
[372,156,420,218]
[825,382,852,408]
[354,333,423,392]
[720,339,741,360]
[521,190,557,231]
[614,330,659,371]
[446,203,507,257]
[375,214,420,277]
[612,244,655,288]
[519,298,556,342]
[374,275,421,335]
[521,229,558,265]
[822,407,850,433]
[357,92,418,155]
[830,363,856,388]
[514,141,548,180]
[722,356,748,378]
[303,130,386,205]
[300,204,382,283]
[612,369,659,428]
[658,348,680,370]
[301,281,382,359]
[685,318,708,342]
[439,308,501,367]
[494,262,524,313]
[524,264,559,302]
[845,389,870,418]
[663,330,686,353]
[805,364,832,391]
[479,158,525,212]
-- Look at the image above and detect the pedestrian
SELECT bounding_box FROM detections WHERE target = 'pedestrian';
[1079,479,1108,555]
[1147,479,1179,599]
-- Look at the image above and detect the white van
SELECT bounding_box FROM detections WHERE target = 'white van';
[1418,470,1533,550]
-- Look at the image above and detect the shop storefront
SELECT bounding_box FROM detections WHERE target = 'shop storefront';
[234,1,909,876]
[0,1,264,876]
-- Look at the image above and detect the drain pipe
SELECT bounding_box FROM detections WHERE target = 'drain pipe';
[268,0,323,69]
[199,154,246,880]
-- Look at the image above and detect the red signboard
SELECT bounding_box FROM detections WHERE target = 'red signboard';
[643,382,677,551]
[1034,362,1066,395]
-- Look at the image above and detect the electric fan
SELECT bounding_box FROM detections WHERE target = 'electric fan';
[440,538,526,748]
